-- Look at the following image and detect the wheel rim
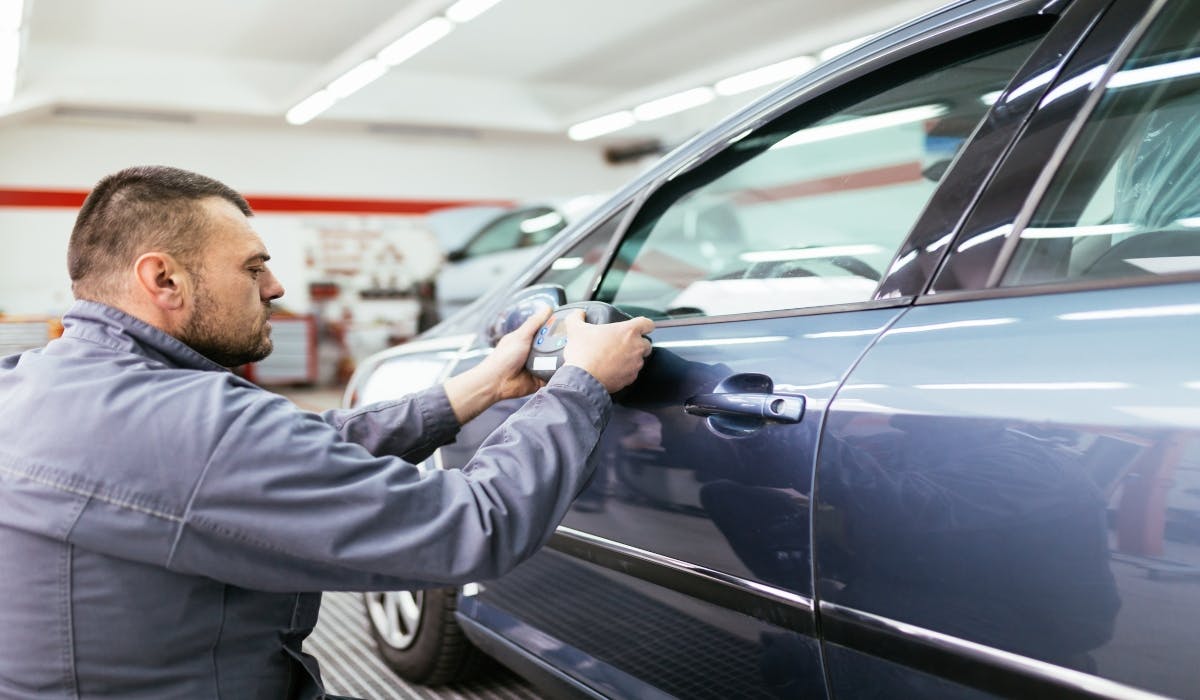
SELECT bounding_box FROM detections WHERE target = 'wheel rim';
[365,590,424,649]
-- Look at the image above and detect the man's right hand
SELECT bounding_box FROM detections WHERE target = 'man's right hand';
[561,311,655,393]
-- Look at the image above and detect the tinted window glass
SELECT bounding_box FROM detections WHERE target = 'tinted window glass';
[533,206,627,302]
[596,37,1044,320]
[1003,1,1200,286]
[465,206,564,257]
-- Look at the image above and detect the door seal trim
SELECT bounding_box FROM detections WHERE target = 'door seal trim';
[550,527,815,635]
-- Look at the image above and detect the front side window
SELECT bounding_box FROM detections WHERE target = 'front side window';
[532,206,627,303]
[596,33,1046,320]
[1002,1,1200,287]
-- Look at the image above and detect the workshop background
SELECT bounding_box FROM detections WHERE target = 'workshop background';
[0,0,945,376]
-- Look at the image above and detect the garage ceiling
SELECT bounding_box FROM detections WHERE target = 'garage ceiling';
[8,0,951,145]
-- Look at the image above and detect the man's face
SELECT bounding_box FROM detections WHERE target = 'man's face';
[177,197,285,367]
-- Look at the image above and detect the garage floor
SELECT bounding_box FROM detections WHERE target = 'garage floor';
[307,591,537,699]
[280,386,541,700]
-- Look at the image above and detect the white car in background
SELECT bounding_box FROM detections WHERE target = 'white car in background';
[430,195,606,320]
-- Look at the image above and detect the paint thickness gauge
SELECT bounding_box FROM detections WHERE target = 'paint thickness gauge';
[526,301,632,381]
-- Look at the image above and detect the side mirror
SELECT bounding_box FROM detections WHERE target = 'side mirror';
[484,284,567,347]
[446,249,467,263]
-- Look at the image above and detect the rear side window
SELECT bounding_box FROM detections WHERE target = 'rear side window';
[596,34,1047,320]
[1002,1,1200,286]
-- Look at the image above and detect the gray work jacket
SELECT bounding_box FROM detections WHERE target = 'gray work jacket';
[0,301,610,699]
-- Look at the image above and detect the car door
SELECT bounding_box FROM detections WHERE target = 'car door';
[439,2,1106,697]
[814,1,1200,698]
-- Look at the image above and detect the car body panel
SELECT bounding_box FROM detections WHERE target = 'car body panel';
[816,281,1200,698]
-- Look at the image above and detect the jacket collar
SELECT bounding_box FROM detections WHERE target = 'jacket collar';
[60,300,229,373]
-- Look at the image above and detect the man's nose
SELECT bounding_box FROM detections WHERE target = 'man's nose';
[262,268,285,301]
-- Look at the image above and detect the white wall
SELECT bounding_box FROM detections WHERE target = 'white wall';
[0,119,639,316]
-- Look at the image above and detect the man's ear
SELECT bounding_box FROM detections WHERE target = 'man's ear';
[133,252,190,311]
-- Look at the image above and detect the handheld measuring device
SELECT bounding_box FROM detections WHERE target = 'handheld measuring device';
[525,301,632,381]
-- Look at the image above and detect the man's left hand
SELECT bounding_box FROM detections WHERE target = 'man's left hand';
[483,307,552,401]
[443,308,550,424]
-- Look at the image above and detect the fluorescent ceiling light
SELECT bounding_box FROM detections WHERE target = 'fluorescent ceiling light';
[551,257,583,271]
[890,318,1017,334]
[771,103,947,149]
[958,224,1010,252]
[1041,66,1104,106]
[1060,304,1200,321]
[740,244,883,263]
[980,90,1003,106]
[924,232,954,253]
[1126,256,1200,275]
[1006,69,1055,103]
[568,111,636,141]
[519,211,563,233]
[1108,56,1200,89]
[915,381,1128,391]
[715,56,817,96]
[1020,223,1137,239]
[378,17,453,66]
[653,336,788,349]
[633,87,714,121]
[445,0,503,23]
[819,34,873,62]
[286,90,336,125]
[0,0,22,32]
[327,59,387,99]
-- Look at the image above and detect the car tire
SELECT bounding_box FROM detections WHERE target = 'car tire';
[363,587,487,685]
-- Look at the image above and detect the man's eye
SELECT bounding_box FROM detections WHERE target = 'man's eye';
[248,268,263,278]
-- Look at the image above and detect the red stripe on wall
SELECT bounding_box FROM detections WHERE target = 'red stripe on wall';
[0,189,88,208]
[0,188,510,215]
[244,195,510,215]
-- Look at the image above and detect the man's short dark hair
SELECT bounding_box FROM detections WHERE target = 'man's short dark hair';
[68,165,253,300]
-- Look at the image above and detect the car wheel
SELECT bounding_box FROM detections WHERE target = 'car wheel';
[363,587,486,685]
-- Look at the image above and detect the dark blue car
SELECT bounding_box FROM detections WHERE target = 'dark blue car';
[347,0,1200,696]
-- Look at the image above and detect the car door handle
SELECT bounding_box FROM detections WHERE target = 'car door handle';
[684,391,805,423]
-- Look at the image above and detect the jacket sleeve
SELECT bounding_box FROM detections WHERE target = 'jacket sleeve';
[317,385,461,463]
[162,365,610,592]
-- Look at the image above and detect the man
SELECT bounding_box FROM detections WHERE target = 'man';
[0,165,654,699]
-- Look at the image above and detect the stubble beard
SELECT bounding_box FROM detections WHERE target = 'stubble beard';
[178,276,274,368]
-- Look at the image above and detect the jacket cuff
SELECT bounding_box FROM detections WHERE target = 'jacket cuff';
[549,364,612,416]
[415,384,461,443]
